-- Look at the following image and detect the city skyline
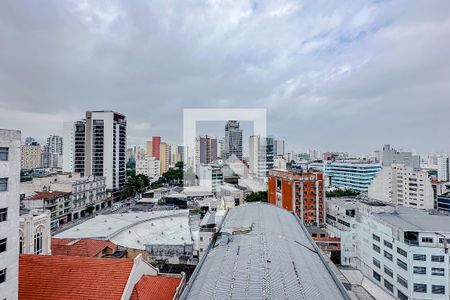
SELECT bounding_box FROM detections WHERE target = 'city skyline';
[1,1,450,153]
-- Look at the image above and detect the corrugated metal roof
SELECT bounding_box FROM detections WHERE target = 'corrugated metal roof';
[182,203,350,300]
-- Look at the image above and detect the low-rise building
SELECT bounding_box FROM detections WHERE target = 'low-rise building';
[55,210,196,271]
[21,173,110,221]
[51,238,118,257]
[216,184,244,206]
[326,198,450,300]
[181,203,351,300]
[22,191,71,229]
[19,254,185,300]
[19,210,51,255]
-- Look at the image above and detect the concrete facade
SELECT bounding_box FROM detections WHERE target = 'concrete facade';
[0,129,21,300]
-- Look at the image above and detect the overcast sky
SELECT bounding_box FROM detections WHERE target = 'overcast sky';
[1,0,449,155]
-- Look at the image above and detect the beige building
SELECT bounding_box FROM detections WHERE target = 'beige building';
[159,142,169,174]
[146,140,153,157]
[19,210,51,255]
[20,144,42,169]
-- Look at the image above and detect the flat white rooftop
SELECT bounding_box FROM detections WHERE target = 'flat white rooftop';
[56,210,193,250]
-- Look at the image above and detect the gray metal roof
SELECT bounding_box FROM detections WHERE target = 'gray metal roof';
[182,203,350,300]
[376,207,450,233]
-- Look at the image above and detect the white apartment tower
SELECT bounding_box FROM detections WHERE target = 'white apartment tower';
[368,164,434,209]
[136,157,161,180]
[437,156,449,182]
[63,120,86,174]
[85,111,127,190]
[0,129,21,300]
[249,135,274,178]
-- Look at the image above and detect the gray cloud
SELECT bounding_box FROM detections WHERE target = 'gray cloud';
[0,0,449,154]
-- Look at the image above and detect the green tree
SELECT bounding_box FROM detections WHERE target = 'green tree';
[245,191,268,203]
[326,189,359,198]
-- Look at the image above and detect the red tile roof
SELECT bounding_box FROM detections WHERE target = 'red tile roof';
[131,275,182,300]
[30,191,68,200]
[19,254,133,300]
[51,238,118,257]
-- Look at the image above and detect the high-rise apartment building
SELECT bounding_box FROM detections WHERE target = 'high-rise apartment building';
[223,121,242,160]
[196,135,217,166]
[152,136,161,160]
[368,164,434,209]
[268,169,325,225]
[437,156,449,182]
[42,135,63,169]
[84,111,127,190]
[249,135,274,177]
[63,120,86,174]
[20,144,42,169]
[145,140,153,157]
[0,129,21,299]
[159,142,169,174]
[382,144,420,169]
[274,139,285,156]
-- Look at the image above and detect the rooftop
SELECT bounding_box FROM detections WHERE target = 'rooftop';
[182,203,350,300]
[19,254,133,300]
[56,211,193,249]
[29,190,68,200]
[51,238,117,257]
[130,275,182,300]
[376,207,450,233]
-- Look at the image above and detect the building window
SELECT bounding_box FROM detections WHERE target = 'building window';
[0,208,6,222]
[0,238,6,253]
[421,237,433,243]
[0,147,8,161]
[384,250,393,261]
[373,257,381,268]
[0,268,6,283]
[413,266,426,274]
[413,254,426,261]
[19,235,23,254]
[0,178,7,192]
[414,283,427,293]
[431,255,444,262]
[432,285,445,295]
[34,231,43,254]
[431,268,445,276]
[383,240,393,249]
[373,270,381,281]
[373,234,380,242]
[373,244,380,253]
[384,266,393,278]
[397,259,407,271]
[397,275,408,288]
[397,291,408,300]
[397,247,407,257]
[384,279,393,292]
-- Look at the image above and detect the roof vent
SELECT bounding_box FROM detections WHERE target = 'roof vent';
[76,228,80,231]
[128,230,132,234]
[180,224,183,228]
[181,237,185,240]
[151,223,154,226]
[108,226,112,230]
[137,240,140,243]
[170,217,173,221]
[161,232,164,235]
[104,219,107,222]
